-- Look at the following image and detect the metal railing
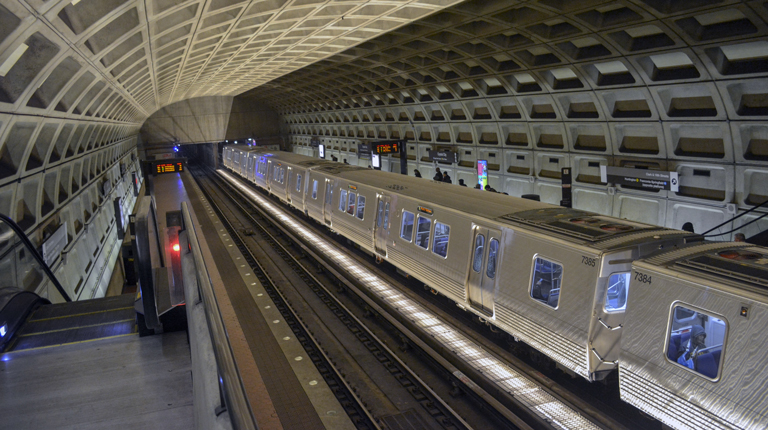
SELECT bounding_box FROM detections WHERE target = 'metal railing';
[181,202,256,430]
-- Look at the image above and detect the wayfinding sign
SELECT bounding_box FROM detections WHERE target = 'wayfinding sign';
[429,150,458,164]
[600,166,678,192]
[42,223,68,267]
[358,142,371,159]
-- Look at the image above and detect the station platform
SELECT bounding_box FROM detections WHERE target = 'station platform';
[158,170,354,430]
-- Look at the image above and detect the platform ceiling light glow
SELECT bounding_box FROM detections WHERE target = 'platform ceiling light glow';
[219,170,599,430]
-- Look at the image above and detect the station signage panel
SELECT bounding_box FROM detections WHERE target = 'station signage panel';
[600,166,678,192]
[374,141,400,154]
[155,161,184,174]
[358,142,371,159]
[42,223,68,267]
[310,136,321,147]
[429,150,458,164]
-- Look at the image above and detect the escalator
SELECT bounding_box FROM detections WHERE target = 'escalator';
[0,213,138,353]
[2,292,137,352]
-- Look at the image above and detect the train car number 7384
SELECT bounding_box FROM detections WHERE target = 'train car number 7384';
[634,271,652,284]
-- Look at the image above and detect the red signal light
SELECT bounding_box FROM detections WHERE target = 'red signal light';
[172,243,180,252]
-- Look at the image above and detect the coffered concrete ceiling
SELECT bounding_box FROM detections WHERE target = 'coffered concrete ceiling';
[0,0,462,122]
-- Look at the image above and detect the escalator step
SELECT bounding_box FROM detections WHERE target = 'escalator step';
[20,307,136,335]
[31,294,135,320]
[9,320,137,352]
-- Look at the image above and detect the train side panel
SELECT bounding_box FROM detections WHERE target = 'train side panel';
[384,193,473,303]
[328,178,377,252]
[304,171,333,225]
[620,249,768,430]
[493,232,598,379]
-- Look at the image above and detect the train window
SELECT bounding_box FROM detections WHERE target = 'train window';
[486,239,499,279]
[530,257,563,309]
[296,174,302,192]
[312,180,318,199]
[666,305,727,380]
[432,222,449,258]
[338,189,347,211]
[280,168,285,184]
[472,235,485,273]
[401,211,415,241]
[325,183,332,204]
[605,272,629,312]
[383,203,390,231]
[416,217,431,249]
[376,201,384,227]
[356,195,365,219]
[347,192,356,215]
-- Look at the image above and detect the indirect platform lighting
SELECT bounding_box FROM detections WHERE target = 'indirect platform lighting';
[0,43,28,77]
[219,170,597,430]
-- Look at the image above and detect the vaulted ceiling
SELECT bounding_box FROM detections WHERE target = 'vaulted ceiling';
[0,0,461,122]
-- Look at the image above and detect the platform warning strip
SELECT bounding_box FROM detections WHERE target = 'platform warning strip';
[220,170,600,430]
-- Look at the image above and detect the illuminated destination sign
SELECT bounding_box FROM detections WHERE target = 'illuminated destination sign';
[417,206,433,215]
[156,161,184,174]
[374,141,400,154]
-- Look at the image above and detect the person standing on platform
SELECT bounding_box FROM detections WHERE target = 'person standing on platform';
[433,167,443,182]
[458,179,467,187]
[442,172,452,184]
[414,169,422,178]
[735,233,746,242]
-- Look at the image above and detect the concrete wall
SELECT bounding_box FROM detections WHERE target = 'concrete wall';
[225,96,280,141]
[140,96,234,145]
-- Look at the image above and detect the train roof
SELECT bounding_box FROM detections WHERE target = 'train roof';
[250,150,683,248]
[640,242,768,293]
[334,167,680,248]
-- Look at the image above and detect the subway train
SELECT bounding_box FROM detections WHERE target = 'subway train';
[221,145,767,430]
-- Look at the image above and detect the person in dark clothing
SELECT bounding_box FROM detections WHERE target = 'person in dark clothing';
[442,172,452,184]
[414,169,422,178]
[484,184,497,193]
[682,222,695,233]
[675,325,707,369]
[474,184,482,189]
[458,179,467,187]
[433,167,443,182]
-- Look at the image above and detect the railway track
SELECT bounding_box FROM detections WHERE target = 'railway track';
[191,164,634,430]
[191,165,497,430]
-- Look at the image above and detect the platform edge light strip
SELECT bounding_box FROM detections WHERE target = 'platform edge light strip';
[218,170,600,430]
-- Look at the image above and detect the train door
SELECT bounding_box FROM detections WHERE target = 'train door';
[323,178,333,226]
[373,194,391,257]
[286,167,293,203]
[466,225,501,316]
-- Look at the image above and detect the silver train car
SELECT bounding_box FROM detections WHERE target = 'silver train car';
[620,242,768,430]
[220,146,694,381]
[221,146,767,428]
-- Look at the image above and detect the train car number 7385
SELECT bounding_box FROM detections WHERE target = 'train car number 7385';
[581,256,596,267]
[634,271,652,284]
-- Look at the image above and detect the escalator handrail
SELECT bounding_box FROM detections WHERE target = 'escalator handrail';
[0,213,70,302]
[181,202,256,430]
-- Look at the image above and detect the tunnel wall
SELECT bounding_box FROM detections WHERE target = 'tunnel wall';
[244,1,768,240]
